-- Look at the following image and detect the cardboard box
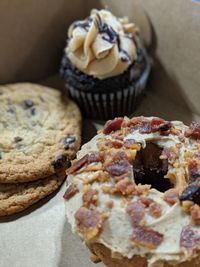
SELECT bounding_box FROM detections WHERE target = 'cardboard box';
[0,0,200,266]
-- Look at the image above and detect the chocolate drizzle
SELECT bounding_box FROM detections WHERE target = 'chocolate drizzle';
[180,183,200,205]
[120,49,130,62]
[72,18,92,31]
[99,22,118,44]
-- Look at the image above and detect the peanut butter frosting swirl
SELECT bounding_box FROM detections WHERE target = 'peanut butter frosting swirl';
[66,9,139,79]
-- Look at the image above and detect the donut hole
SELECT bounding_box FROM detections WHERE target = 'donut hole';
[133,143,173,192]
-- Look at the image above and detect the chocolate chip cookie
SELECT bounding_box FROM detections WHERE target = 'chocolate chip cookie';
[0,83,81,183]
[0,171,66,216]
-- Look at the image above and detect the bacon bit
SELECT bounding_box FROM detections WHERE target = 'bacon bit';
[103,118,123,134]
[149,202,162,218]
[82,189,98,207]
[151,118,171,132]
[111,139,123,148]
[67,152,103,175]
[141,198,162,218]
[113,178,135,196]
[126,201,145,227]
[138,121,152,134]
[185,122,200,140]
[88,152,103,163]
[140,197,153,207]
[188,160,200,183]
[161,147,178,164]
[135,118,171,135]
[194,152,200,159]
[130,116,142,126]
[180,225,197,252]
[63,184,78,200]
[190,204,200,225]
[115,135,124,141]
[75,207,106,241]
[131,226,164,249]
[178,134,185,142]
[163,189,179,205]
[67,155,89,174]
[106,200,114,209]
[104,152,131,177]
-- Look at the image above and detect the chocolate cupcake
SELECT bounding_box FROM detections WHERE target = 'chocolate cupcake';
[60,9,151,120]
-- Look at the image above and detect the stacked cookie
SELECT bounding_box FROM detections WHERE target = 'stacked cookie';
[0,83,81,216]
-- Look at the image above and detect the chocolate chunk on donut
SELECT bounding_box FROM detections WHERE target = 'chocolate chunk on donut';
[180,183,200,205]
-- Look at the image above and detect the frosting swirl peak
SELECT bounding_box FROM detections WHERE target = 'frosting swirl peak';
[66,9,139,79]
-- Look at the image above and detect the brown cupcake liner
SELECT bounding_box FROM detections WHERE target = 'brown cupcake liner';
[66,56,151,120]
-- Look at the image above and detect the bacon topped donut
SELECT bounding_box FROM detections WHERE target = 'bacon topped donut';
[64,116,200,267]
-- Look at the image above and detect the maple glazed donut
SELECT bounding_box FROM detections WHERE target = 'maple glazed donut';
[64,116,200,267]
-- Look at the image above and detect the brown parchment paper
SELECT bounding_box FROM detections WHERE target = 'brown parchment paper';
[0,0,200,267]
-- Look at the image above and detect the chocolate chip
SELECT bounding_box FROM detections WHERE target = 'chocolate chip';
[24,99,34,108]
[63,136,76,149]
[52,155,69,169]
[31,107,36,115]
[7,106,16,114]
[180,183,200,205]
[14,136,23,143]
